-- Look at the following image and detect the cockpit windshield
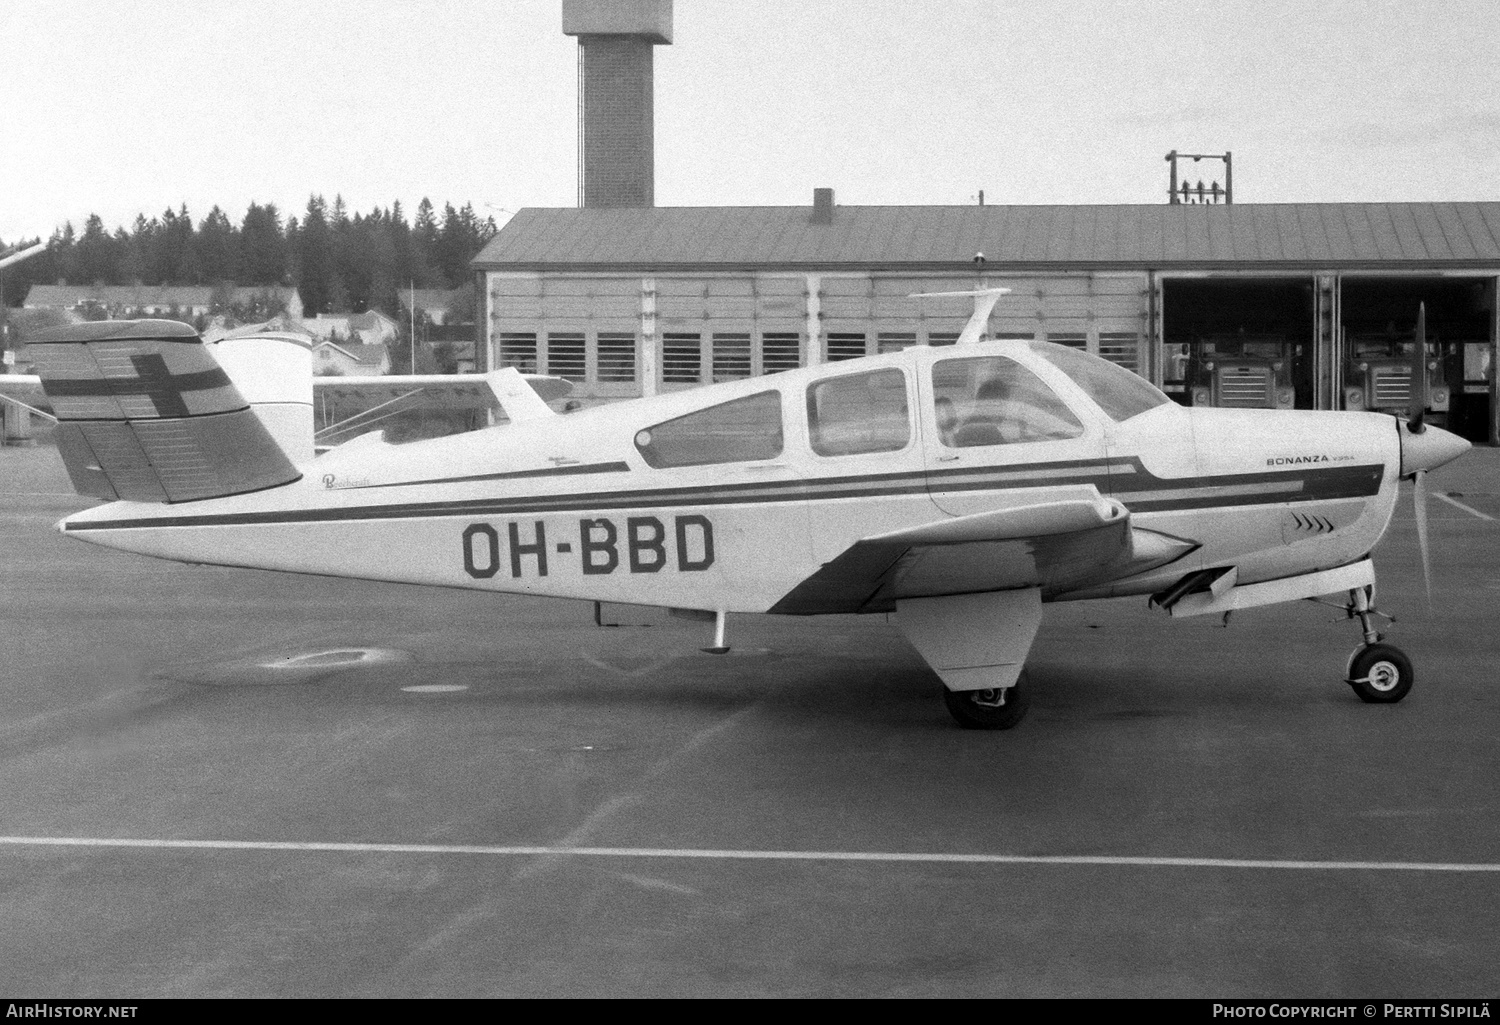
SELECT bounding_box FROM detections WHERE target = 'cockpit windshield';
[1028,341,1171,423]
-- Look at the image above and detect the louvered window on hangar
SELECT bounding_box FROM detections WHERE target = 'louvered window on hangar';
[597,333,637,383]
[545,332,587,382]
[927,332,959,347]
[663,333,703,384]
[877,332,918,354]
[1046,332,1088,350]
[1098,332,1142,373]
[712,333,752,382]
[761,332,802,374]
[498,333,538,374]
[826,332,869,362]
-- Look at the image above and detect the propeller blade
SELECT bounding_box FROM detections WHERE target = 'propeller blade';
[1408,302,1428,433]
[1414,468,1432,606]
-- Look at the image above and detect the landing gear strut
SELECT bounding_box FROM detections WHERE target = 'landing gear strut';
[895,589,1043,732]
[1342,586,1414,704]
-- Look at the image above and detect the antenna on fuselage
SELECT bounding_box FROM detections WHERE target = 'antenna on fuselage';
[908,287,1012,346]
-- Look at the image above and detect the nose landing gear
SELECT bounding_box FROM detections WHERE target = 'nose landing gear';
[1342,586,1414,704]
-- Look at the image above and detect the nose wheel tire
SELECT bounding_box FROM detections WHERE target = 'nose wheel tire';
[1346,643,1414,704]
[943,671,1032,730]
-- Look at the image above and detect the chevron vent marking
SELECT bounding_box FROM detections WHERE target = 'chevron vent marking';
[1291,512,1334,534]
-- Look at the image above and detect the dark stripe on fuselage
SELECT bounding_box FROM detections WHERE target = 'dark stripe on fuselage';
[62,457,1386,533]
[330,460,632,490]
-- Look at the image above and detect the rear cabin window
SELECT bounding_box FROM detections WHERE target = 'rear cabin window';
[807,368,911,456]
[634,391,783,469]
[932,356,1084,447]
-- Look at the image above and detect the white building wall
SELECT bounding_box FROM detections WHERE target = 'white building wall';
[485,269,1152,407]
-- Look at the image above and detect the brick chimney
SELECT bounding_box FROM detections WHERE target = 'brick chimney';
[811,188,835,225]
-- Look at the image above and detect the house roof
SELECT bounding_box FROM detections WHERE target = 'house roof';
[314,340,388,364]
[24,284,299,308]
[347,310,398,330]
[472,203,1500,272]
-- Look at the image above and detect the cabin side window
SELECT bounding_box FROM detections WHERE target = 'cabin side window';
[807,368,912,456]
[634,391,784,469]
[931,356,1084,447]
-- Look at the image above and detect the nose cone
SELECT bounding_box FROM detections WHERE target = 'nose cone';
[1399,421,1471,478]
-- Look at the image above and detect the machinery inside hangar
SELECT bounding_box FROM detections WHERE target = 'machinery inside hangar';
[1162,275,1495,441]
[1340,277,1493,442]
[1162,278,1314,412]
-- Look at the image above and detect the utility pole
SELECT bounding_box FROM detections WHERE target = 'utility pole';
[1165,151,1233,204]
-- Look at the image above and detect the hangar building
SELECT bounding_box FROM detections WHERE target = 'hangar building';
[472,0,1498,444]
[473,199,1500,442]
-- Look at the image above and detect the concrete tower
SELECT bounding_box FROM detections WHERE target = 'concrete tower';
[562,0,672,208]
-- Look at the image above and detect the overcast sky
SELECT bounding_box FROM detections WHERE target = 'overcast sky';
[3,0,1498,243]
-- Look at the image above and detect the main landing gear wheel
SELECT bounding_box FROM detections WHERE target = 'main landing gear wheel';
[1346,643,1414,704]
[943,671,1031,730]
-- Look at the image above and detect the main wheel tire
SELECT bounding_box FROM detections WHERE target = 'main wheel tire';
[1347,643,1414,704]
[943,672,1032,730]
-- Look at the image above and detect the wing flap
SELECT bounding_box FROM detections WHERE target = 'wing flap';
[770,488,1197,615]
[869,490,1124,545]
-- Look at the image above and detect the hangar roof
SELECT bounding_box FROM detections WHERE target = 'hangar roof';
[473,203,1500,272]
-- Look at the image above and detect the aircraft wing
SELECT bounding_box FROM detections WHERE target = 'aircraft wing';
[0,374,53,417]
[311,371,573,447]
[769,485,1198,615]
[313,372,572,412]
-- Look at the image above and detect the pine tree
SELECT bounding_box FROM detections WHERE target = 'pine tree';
[127,215,156,284]
[240,203,286,286]
[413,198,438,283]
[197,206,240,284]
[115,227,144,285]
[13,196,495,312]
[365,207,399,317]
[328,196,358,312]
[76,214,116,285]
[51,222,80,285]
[435,202,466,287]
[154,205,199,284]
[297,195,332,316]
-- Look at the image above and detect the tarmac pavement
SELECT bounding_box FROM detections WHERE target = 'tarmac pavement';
[0,441,1496,997]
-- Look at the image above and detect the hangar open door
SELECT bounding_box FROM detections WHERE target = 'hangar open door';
[1161,278,1316,411]
[1338,277,1494,443]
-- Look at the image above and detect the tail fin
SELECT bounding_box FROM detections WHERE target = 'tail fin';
[29,319,302,503]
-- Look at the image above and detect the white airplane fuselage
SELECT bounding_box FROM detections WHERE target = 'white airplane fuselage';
[59,341,1422,617]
